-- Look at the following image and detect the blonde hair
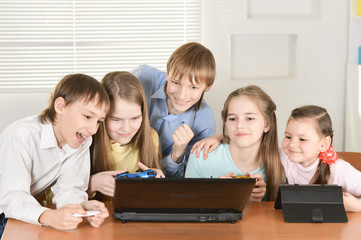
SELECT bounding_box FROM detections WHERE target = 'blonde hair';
[288,105,333,184]
[221,85,282,201]
[165,42,216,110]
[39,73,109,124]
[91,71,161,174]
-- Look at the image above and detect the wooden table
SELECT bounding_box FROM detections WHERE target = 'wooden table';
[3,202,360,240]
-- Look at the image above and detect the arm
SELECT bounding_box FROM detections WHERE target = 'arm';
[190,134,223,160]
[88,170,128,197]
[343,192,361,212]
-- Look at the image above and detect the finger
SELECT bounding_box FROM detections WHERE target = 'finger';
[137,162,149,171]
[195,142,205,158]
[190,141,200,154]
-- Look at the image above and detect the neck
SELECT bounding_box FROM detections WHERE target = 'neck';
[229,142,261,173]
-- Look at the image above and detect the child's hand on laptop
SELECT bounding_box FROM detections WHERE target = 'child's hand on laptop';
[88,170,128,197]
[137,162,165,178]
[248,173,266,202]
[218,172,237,178]
[81,200,109,228]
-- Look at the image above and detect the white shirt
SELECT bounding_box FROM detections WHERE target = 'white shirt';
[280,148,361,197]
[0,115,91,225]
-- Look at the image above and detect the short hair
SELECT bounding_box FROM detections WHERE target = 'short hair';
[166,42,216,111]
[39,73,110,124]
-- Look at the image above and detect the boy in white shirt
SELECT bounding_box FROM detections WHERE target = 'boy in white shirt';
[0,73,110,237]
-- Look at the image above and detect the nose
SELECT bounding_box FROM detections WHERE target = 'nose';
[236,119,244,129]
[289,137,297,147]
[88,121,99,136]
[121,120,131,131]
[178,86,188,99]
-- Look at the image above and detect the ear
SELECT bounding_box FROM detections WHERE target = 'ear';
[264,121,270,133]
[204,84,213,92]
[54,97,66,114]
[319,136,332,152]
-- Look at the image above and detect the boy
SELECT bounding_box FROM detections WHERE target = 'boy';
[131,42,216,178]
[0,74,110,236]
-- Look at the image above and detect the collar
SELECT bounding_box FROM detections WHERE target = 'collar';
[40,121,59,150]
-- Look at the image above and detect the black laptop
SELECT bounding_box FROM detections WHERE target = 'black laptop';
[113,178,256,223]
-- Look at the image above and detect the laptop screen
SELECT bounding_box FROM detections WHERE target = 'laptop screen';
[113,178,256,213]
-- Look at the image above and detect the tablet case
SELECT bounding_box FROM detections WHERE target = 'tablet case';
[274,184,348,223]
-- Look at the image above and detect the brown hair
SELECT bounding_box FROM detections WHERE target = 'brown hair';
[221,85,282,201]
[288,105,333,184]
[91,71,161,174]
[39,73,109,124]
[165,42,216,111]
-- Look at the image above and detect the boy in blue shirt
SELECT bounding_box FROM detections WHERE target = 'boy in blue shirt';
[0,74,110,236]
[132,42,216,178]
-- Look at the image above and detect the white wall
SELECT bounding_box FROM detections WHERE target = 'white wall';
[201,0,348,151]
[0,0,349,152]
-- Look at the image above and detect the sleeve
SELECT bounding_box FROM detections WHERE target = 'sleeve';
[184,151,204,178]
[0,131,48,225]
[131,65,166,97]
[51,146,90,208]
[334,160,361,198]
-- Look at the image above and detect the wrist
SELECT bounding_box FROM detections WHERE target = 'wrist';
[38,209,52,226]
[171,152,183,163]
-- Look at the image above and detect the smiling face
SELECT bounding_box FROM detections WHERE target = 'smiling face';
[105,98,142,145]
[282,118,330,167]
[53,95,107,148]
[225,96,269,151]
[165,74,211,115]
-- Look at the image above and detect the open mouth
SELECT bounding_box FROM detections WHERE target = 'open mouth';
[76,132,85,143]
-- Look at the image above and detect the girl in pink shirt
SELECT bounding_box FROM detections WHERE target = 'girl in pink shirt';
[281,105,361,212]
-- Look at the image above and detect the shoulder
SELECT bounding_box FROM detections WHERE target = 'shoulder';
[1,115,41,141]
[131,65,166,82]
[204,143,229,160]
[331,159,358,172]
[192,100,215,129]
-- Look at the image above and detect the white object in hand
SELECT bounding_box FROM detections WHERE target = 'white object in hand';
[72,210,102,217]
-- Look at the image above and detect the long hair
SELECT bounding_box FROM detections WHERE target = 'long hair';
[39,73,109,124]
[288,105,333,184]
[165,41,216,111]
[221,85,282,201]
[91,71,161,174]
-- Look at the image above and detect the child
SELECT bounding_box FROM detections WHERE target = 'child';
[88,71,164,199]
[0,74,110,236]
[185,85,283,201]
[281,105,361,211]
[131,42,216,178]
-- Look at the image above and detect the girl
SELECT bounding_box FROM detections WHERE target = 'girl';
[185,85,283,201]
[281,105,361,211]
[89,71,164,200]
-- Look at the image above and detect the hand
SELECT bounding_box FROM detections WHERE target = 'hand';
[218,172,237,179]
[38,204,86,231]
[137,162,165,178]
[171,123,194,163]
[88,170,128,197]
[248,173,266,202]
[343,192,361,212]
[81,200,109,228]
[190,134,223,160]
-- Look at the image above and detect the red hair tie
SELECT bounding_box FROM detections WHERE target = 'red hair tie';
[318,145,338,165]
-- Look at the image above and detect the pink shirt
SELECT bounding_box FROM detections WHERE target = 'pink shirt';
[280,148,361,198]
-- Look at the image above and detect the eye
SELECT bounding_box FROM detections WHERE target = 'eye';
[247,117,255,121]
[191,86,198,90]
[285,135,291,139]
[84,115,91,119]
[171,80,178,85]
[300,138,307,142]
[132,116,141,120]
[228,117,236,121]
[97,120,103,124]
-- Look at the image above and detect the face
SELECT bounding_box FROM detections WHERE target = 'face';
[53,95,107,148]
[106,98,142,145]
[166,74,211,115]
[282,118,329,167]
[225,96,270,151]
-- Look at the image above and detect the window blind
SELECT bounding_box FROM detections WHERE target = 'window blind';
[0,0,201,92]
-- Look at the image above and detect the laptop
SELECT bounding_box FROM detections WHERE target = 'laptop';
[113,178,256,223]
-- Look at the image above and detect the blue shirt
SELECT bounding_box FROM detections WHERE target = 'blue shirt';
[131,65,216,178]
[185,143,266,180]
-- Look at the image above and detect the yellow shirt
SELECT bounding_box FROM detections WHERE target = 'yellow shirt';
[109,128,159,173]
